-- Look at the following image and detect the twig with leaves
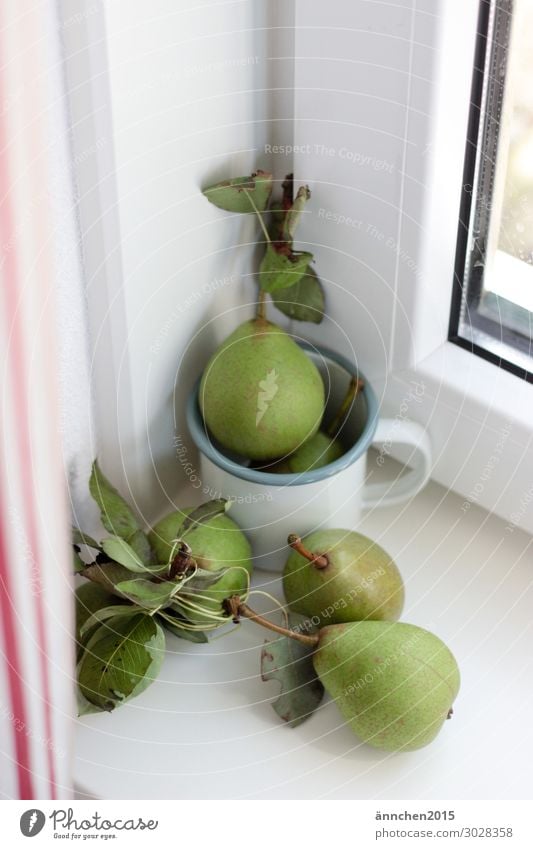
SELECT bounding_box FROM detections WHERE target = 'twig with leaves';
[73,462,249,715]
[203,169,325,324]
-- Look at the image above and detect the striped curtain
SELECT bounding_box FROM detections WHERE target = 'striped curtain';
[0,0,74,798]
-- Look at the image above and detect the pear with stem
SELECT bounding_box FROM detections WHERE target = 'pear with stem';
[200,173,326,460]
[225,596,460,752]
[199,318,325,460]
[149,507,252,626]
[283,529,404,625]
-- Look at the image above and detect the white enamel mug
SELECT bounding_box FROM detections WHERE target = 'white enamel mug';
[186,343,431,572]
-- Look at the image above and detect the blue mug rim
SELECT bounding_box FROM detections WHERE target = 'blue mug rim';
[186,341,379,487]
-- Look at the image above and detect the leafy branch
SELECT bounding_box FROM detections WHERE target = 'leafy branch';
[202,169,325,324]
[73,462,247,715]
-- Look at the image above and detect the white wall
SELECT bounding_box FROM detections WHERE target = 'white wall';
[61,0,296,523]
[292,0,421,382]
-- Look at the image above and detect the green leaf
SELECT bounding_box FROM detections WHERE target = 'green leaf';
[180,499,229,537]
[75,583,120,640]
[259,246,314,293]
[101,536,148,572]
[183,567,227,592]
[81,562,141,598]
[79,604,144,639]
[158,614,208,644]
[271,266,325,324]
[72,528,102,551]
[75,583,122,659]
[77,613,165,713]
[88,461,153,566]
[203,171,272,213]
[89,460,140,540]
[261,623,324,728]
[163,623,209,643]
[127,529,153,565]
[284,185,311,240]
[73,549,85,574]
[114,579,181,610]
[77,688,104,716]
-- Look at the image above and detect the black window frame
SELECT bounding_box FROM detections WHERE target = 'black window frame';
[449,0,533,384]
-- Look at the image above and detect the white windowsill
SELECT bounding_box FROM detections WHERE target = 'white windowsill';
[74,479,533,800]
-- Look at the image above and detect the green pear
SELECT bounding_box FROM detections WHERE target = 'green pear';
[229,595,460,751]
[149,508,252,624]
[313,621,460,751]
[251,431,342,474]
[283,430,344,472]
[283,529,404,625]
[266,374,363,473]
[199,319,325,460]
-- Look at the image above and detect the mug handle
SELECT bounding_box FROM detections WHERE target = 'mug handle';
[362,418,432,509]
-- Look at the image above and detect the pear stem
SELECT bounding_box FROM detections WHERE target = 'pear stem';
[326,376,365,439]
[256,289,267,321]
[224,595,319,648]
[167,540,195,579]
[287,534,329,570]
[243,188,271,245]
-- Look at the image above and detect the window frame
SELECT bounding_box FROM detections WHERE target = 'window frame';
[369,0,533,534]
[449,0,533,383]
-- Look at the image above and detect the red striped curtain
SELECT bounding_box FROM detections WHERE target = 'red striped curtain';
[0,1,74,799]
